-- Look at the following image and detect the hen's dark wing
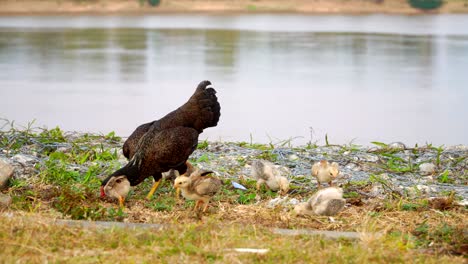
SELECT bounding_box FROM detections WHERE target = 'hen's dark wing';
[128,126,199,184]
[123,121,153,159]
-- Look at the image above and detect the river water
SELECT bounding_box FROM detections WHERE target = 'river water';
[0,14,467,146]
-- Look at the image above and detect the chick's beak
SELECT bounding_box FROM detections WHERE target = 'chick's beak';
[100,186,106,198]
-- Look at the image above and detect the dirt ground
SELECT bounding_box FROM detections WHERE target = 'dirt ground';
[0,0,467,15]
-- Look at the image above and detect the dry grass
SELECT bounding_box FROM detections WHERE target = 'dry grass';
[0,209,465,263]
[2,178,467,262]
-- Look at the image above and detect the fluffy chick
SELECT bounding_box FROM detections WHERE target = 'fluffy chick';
[174,169,222,212]
[294,187,345,216]
[102,175,131,207]
[311,160,340,188]
[310,187,346,216]
[293,202,314,216]
[162,161,195,182]
[251,160,290,195]
[162,162,195,199]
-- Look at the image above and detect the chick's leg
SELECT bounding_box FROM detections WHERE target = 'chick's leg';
[146,179,162,200]
[118,196,125,208]
[194,200,202,211]
[202,201,210,213]
[256,179,265,191]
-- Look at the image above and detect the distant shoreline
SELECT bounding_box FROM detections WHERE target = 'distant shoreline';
[1,0,468,16]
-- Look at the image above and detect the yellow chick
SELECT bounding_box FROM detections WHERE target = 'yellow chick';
[251,160,290,195]
[174,169,222,212]
[294,187,346,216]
[293,202,314,216]
[308,187,346,216]
[311,160,340,188]
[102,175,131,208]
[161,162,196,199]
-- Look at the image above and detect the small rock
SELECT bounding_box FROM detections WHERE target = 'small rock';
[416,184,436,194]
[12,154,36,165]
[288,154,299,161]
[267,197,286,208]
[0,159,14,190]
[388,142,406,150]
[0,193,12,209]
[419,163,436,175]
[423,176,435,183]
[405,186,419,198]
[56,146,70,153]
[345,163,360,171]
[288,198,300,206]
[445,145,468,151]
[362,154,378,162]
[380,173,391,181]
[369,184,386,198]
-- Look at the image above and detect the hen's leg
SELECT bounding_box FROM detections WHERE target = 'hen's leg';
[146,173,163,200]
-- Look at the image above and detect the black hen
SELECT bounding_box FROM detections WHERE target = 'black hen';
[100,80,220,199]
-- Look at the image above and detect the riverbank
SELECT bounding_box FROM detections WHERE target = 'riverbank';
[0,126,467,260]
[1,0,468,15]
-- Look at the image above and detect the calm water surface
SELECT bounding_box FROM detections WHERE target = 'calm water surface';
[0,15,467,146]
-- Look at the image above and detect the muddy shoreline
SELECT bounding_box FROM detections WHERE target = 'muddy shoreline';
[1,0,468,16]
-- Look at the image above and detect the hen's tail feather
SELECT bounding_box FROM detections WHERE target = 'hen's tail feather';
[196,80,212,91]
[188,81,221,131]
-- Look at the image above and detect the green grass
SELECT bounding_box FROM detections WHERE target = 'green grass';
[254,150,278,162]
[197,140,209,150]
[438,170,454,184]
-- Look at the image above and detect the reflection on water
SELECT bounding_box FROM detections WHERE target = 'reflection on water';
[0,15,467,146]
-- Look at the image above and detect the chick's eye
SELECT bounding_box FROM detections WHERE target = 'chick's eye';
[116,179,121,183]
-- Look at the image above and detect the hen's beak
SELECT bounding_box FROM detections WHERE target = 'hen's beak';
[100,186,106,198]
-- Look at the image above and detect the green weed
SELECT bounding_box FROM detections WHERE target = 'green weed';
[255,150,278,162]
[104,131,121,142]
[195,154,210,163]
[237,190,256,204]
[437,170,454,184]
[343,191,360,199]
[197,140,209,150]
[432,145,444,168]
